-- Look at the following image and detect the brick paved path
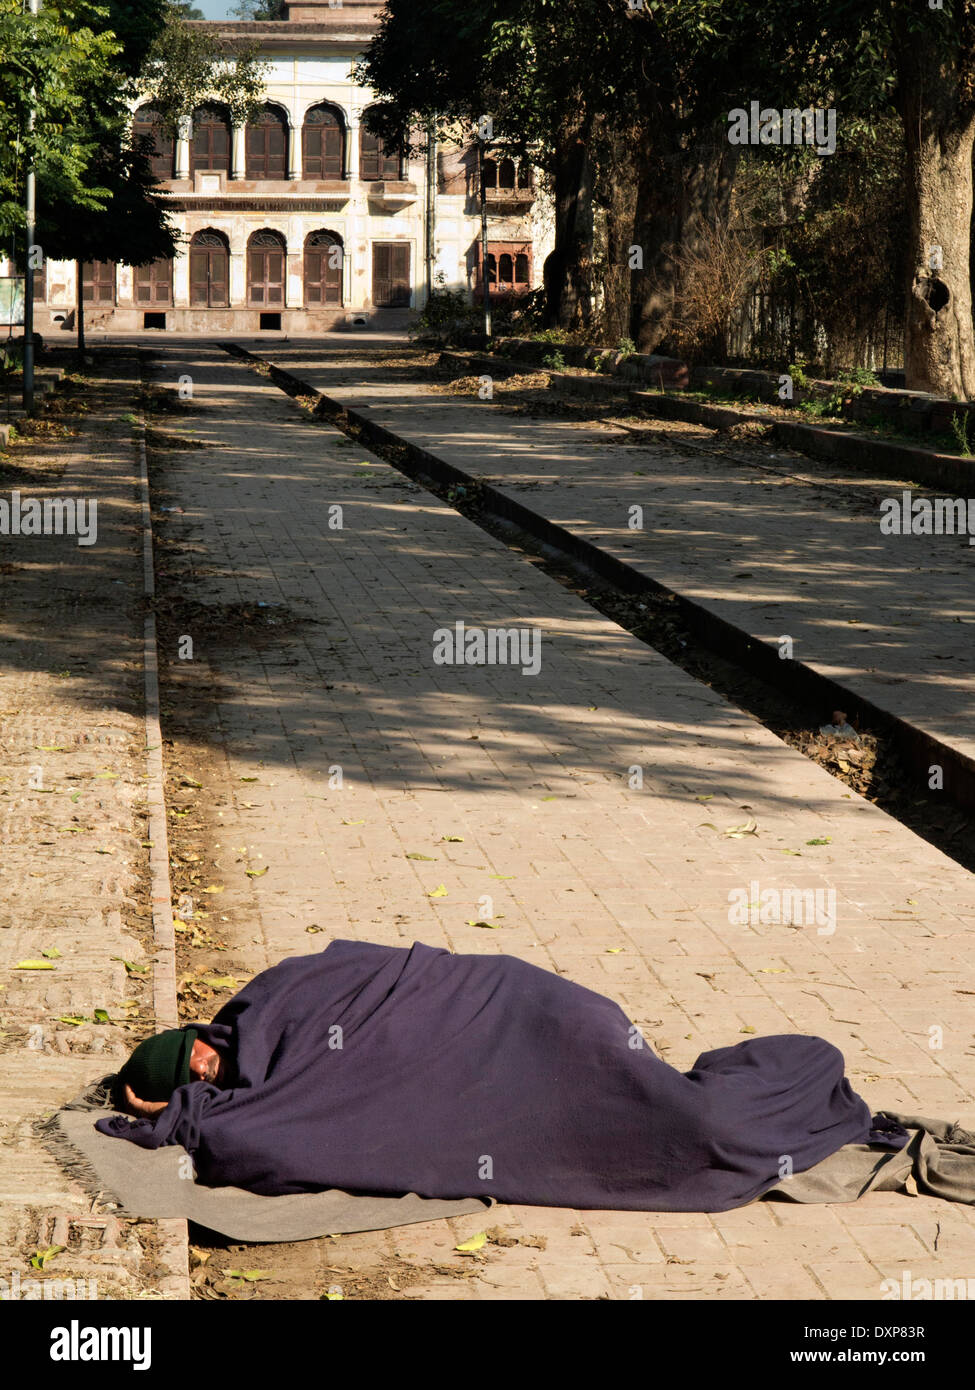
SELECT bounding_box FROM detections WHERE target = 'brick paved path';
[266,339,975,776]
[138,339,975,1301]
[0,352,184,1297]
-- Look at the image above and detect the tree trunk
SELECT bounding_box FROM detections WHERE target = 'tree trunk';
[543,117,595,332]
[628,139,680,352]
[76,261,86,355]
[593,119,638,344]
[895,33,975,398]
[629,132,738,355]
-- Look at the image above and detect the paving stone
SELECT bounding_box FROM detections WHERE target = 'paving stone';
[100,337,975,1301]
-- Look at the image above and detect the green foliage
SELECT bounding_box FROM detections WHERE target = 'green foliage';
[788,357,810,391]
[232,0,285,16]
[531,328,568,346]
[409,274,482,339]
[541,350,566,370]
[138,2,269,131]
[839,366,880,389]
[32,2,189,274]
[0,0,131,236]
[617,337,637,358]
[951,411,973,457]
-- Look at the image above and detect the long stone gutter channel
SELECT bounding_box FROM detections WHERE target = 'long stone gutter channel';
[220,341,975,823]
[136,356,191,1300]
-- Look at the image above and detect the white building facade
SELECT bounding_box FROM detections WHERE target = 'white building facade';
[34,0,553,337]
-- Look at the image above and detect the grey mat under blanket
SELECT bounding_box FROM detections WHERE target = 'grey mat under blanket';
[764,1111,975,1205]
[40,1079,490,1242]
[40,1086,975,1241]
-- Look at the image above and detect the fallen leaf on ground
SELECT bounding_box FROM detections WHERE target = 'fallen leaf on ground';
[30,1246,64,1269]
[455,1232,487,1253]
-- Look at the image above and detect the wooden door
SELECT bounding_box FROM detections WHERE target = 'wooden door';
[304,234,342,305]
[248,233,286,306]
[372,242,410,307]
[189,236,229,307]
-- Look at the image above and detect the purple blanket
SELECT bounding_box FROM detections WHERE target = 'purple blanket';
[96,941,878,1211]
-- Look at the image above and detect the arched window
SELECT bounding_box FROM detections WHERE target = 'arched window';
[246,106,288,180]
[497,158,516,190]
[190,105,231,174]
[247,229,286,306]
[304,230,343,306]
[482,158,498,189]
[517,162,533,191]
[82,261,116,304]
[498,253,514,287]
[485,254,496,285]
[515,253,529,284]
[359,112,401,181]
[132,106,174,180]
[135,259,174,306]
[302,105,344,179]
[189,230,229,307]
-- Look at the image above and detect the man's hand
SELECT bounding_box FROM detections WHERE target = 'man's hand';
[122,1083,168,1118]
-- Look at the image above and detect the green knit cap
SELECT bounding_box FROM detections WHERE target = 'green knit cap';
[118,1027,199,1103]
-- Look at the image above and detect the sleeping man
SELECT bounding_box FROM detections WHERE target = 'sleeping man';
[97,938,906,1213]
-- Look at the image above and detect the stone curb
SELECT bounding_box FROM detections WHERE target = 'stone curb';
[135,369,190,1301]
[441,350,975,493]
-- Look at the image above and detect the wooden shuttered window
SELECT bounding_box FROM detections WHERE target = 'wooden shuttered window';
[191,106,231,174]
[302,107,343,179]
[360,126,400,181]
[246,109,288,180]
[372,242,410,307]
[132,108,175,180]
[135,259,173,305]
[82,261,115,304]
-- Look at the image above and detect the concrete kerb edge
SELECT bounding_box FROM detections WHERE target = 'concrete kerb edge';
[441,349,975,493]
[135,354,191,1299]
[220,342,975,818]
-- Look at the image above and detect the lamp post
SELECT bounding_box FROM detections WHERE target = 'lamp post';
[425,116,436,306]
[23,0,40,417]
[478,141,491,340]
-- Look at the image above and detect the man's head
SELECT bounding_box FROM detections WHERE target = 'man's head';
[118,1028,226,1105]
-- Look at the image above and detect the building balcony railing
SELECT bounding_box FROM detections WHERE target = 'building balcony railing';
[363,179,419,208]
[483,185,535,208]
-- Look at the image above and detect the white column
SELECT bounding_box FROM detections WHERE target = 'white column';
[175,115,191,180]
[173,248,189,308]
[346,120,359,180]
[287,124,300,181]
[231,125,246,180]
[230,253,246,308]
